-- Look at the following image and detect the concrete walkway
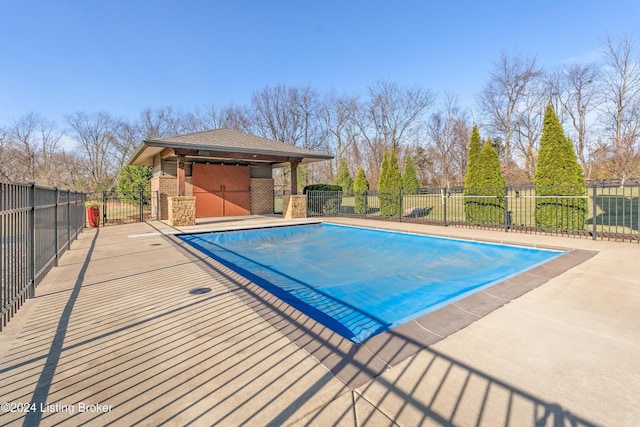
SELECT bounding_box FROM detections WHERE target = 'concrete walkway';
[0,217,638,426]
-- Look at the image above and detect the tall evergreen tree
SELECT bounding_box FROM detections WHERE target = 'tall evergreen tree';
[378,151,390,214]
[463,125,482,189]
[387,148,403,216]
[334,158,353,192]
[353,167,370,214]
[535,104,586,230]
[463,125,485,222]
[479,137,506,187]
[378,149,403,216]
[402,155,420,195]
[388,148,403,193]
[477,137,506,224]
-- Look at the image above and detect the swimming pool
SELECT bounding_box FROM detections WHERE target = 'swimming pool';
[179,223,566,343]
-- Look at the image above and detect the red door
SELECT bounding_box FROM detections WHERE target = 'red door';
[192,164,251,217]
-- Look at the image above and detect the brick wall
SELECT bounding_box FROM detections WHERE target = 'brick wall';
[250,178,274,214]
[151,176,193,220]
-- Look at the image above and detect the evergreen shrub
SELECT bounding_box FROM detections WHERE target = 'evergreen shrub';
[378,149,403,217]
[353,167,369,215]
[534,105,587,230]
[463,128,506,224]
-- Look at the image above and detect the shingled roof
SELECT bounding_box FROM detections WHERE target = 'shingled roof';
[128,128,333,167]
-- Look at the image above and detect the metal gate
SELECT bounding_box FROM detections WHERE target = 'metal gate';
[86,188,152,226]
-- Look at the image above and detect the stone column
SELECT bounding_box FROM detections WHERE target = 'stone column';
[168,196,196,226]
[283,195,307,219]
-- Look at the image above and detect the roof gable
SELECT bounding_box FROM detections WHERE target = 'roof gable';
[129,128,333,167]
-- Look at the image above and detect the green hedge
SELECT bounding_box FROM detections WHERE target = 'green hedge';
[303,184,343,193]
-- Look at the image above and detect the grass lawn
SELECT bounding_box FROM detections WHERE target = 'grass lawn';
[85,201,151,225]
[333,188,639,235]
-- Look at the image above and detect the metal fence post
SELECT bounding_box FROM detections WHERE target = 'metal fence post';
[591,185,597,240]
[442,188,447,226]
[398,187,403,222]
[102,190,107,226]
[504,186,509,232]
[139,187,144,222]
[29,183,36,298]
[67,189,71,247]
[54,188,59,267]
[637,183,640,242]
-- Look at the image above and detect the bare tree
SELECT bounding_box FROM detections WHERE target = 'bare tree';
[115,119,144,167]
[7,112,39,181]
[513,79,547,180]
[3,113,62,185]
[478,51,542,173]
[352,80,435,185]
[251,85,323,150]
[0,126,13,181]
[66,111,121,191]
[423,94,471,186]
[178,106,213,133]
[178,103,254,133]
[546,63,600,173]
[138,106,189,138]
[250,85,325,190]
[318,92,361,180]
[220,104,254,133]
[600,34,640,180]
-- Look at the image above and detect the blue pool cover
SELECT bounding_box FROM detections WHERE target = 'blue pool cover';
[179,223,565,343]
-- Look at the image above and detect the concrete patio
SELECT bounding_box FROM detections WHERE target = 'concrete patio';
[0,216,638,426]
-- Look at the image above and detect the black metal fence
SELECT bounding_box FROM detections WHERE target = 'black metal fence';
[86,188,153,226]
[307,183,640,242]
[1,182,85,331]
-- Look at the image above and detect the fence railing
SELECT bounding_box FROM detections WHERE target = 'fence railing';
[86,188,153,226]
[1,182,86,331]
[307,183,640,242]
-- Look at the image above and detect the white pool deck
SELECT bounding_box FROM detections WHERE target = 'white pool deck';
[0,216,638,426]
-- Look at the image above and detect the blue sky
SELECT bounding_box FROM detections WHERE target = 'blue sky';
[1,0,639,126]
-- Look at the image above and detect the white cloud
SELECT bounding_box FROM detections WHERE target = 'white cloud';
[563,47,605,65]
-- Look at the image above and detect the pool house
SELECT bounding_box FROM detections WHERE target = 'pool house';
[127,128,333,224]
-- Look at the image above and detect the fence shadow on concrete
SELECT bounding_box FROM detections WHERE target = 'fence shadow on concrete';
[0,224,600,426]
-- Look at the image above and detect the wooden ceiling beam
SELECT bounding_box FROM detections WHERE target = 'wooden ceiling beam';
[162,148,304,164]
[159,148,175,159]
[189,149,298,163]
